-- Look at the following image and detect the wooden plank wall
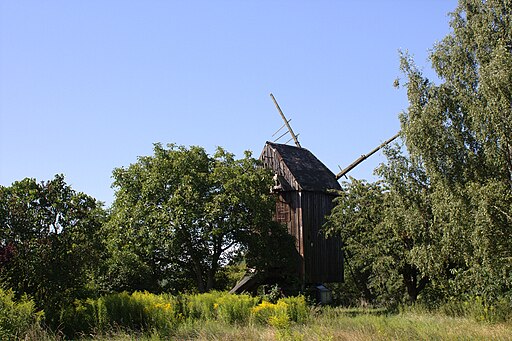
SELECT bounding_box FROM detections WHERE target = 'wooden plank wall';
[260,145,301,191]
[279,191,305,282]
[260,143,343,284]
[301,192,344,283]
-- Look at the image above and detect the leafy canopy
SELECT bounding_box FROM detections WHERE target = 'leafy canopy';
[105,143,294,293]
[0,175,105,325]
[398,0,512,299]
[327,0,512,306]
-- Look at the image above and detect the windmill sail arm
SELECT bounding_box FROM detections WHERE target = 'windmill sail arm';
[270,93,301,148]
[336,132,400,180]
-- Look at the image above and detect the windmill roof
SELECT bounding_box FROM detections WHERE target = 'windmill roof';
[263,142,341,192]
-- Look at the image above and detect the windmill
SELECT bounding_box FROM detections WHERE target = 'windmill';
[231,94,399,299]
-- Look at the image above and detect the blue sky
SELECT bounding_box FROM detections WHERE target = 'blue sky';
[0,1,457,206]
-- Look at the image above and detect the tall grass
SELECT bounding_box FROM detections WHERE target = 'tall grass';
[305,308,512,341]
[437,295,512,323]
[60,291,308,337]
[60,291,186,337]
[88,310,512,341]
[8,289,512,340]
[215,292,259,324]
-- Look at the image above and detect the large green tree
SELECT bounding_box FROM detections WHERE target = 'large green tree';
[105,143,293,293]
[326,145,432,304]
[375,145,433,303]
[323,0,512,307]
[324,178,391,304]
[398,0,512,299]
[0,175,105,323]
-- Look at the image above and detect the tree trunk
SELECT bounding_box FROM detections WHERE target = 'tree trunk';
[402,264,429,302]
[191,256,205,293]
[206,267,216,292]
[206,238,222,291]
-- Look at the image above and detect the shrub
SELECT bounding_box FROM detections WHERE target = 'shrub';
[251,300,289,327]
[0,288,43,339]
[60,291,186,337]
[59,298,98,336]
[251,296,309,327]
[186,291,223,320]
[281,296,309,324]
[58,291,311,337]
[99,291,145,331]
[215,293,258,324]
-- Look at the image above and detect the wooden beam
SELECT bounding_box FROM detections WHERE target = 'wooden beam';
[270,93,302,148]
[336,132,400,180]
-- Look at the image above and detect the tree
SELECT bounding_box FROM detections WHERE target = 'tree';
[398,0,512,300]
[0,175,105,324]
[375,145,432,303]
[324,178,390,304]
[325,145,432,305]
[105,143,293,293]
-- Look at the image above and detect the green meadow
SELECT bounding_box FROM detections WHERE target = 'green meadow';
[4,289,512,340]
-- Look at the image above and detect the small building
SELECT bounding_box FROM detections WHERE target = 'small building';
[259,141,344,285]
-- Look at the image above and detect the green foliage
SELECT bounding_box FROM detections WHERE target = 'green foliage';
[185,291,259,324]
[327,0,512,308]
[7,289,512,339]
[215,293,258,324]
[326,170,429,305]
[251,300,289,327]
[105,144,293,294]
[186,291,223,320]
[435,296,512,323]
[0,288,43,340]
[214,261,248,291]
[61,291,186,337]
[325,178,390,304]
[59,291,309,337]
[0,175,106,325]
[280,296,309,324]
[250,296,308,329]
[260,284,283,304]
[59,297,101,336]
[397,0,512,301]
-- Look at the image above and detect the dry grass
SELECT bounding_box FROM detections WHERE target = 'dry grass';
[83,310,512,341]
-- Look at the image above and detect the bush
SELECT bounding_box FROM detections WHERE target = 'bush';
[0,288,43,339]
[61,291,187,337]
[251,300,289,327]
[184,291,259,324]
[59,291,311,337]
[59,298,98,336]
[215,293,258,324]
[281,296,309,324]
[131,291,183,333]
[185,291,223,320]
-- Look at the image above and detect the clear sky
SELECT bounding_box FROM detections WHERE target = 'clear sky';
[0,1,457,206]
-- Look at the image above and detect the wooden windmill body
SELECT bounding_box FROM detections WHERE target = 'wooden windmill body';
[231,94,398,294]
[260,142,344,284]
[262,94,398,287]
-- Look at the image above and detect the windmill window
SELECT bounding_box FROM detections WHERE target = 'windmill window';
[276,198,291,223]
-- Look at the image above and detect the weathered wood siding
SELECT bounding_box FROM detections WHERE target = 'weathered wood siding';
[277,191,305,281]
[301,191,344,283]
[260,142,344,284]
[260,144,301,191]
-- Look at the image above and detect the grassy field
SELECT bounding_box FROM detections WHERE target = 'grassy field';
[82,308,512,341]
[7,290,512,340]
